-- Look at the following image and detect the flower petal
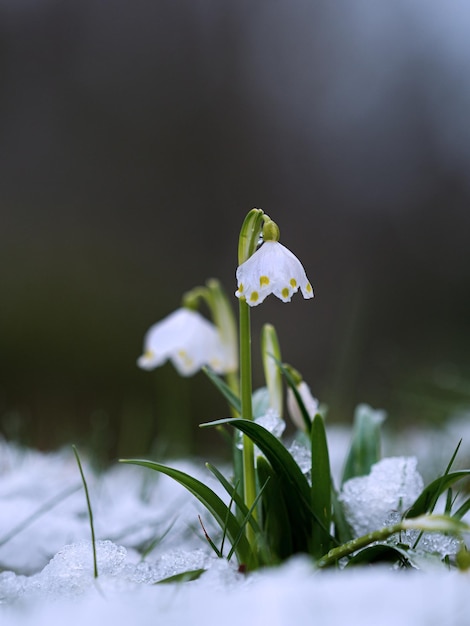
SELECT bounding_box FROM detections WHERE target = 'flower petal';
[137,308,232,376]
[236,241,314,306]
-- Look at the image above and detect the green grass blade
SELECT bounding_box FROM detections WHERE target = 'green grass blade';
[72,445,98,578]
[453,495,470,520]
[198,515,223,557]
[205,463,262,534]
[310,413,332,557]
[226,476,270,562]
[120,458,256,569]
[406,470,470,518]
[156,568,206,584]
[201,418,313,554]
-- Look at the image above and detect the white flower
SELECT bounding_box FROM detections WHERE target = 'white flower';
[235,240,313,306]
[137,308,233,376]
[287,381,320,431]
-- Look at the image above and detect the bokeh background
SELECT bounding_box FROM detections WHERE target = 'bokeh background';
[1,0,470,460]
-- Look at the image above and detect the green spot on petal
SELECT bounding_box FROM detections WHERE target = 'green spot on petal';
[306,282,312,293]
[282,287,289,299]
[290,278,297,288]
[260,275,270,287]
[250,291,259,302]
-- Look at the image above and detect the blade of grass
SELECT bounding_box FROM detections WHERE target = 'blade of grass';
[156,568,206,584]
[198,515,223,557]
[72,445,98,578]
[453,495,470,520]
[205,463,262,534]
[226,476,270,562]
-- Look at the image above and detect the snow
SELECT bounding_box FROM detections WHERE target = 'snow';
[1,426,470,626]
[339,456,424,536]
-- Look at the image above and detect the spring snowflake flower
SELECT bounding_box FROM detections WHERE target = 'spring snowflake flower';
[235,241,314,306]
[137,308,233,376]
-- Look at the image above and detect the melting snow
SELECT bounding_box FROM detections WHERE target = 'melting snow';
[0,428,470,626]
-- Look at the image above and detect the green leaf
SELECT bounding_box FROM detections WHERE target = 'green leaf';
[310,414,333,557]
[406,471,470,518]
[331,487,353,544]
[156,568,206,584]
[120,459,256,569]
[201,418,313,554]
[202,367,241,415]
[257,456,292,562]
[341,404,385,484]
[453,495,470,520]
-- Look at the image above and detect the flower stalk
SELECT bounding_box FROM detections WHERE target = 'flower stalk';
[237,209,266,541]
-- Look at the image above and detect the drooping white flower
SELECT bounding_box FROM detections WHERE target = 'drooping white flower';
[287,381,320,431]
[137,308,233,376]
[235,240,314,306]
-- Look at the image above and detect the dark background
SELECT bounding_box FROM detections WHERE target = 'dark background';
[1,1,470,460]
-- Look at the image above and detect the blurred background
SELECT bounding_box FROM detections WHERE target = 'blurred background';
[1,0,470,461]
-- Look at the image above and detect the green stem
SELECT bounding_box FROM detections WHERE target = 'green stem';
[239,298,257,541]
[317,523,403,568]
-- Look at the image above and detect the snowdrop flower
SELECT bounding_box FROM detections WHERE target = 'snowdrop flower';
[137,308,232,376]
[235,240,314,306]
